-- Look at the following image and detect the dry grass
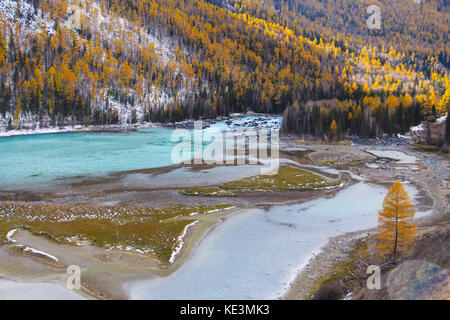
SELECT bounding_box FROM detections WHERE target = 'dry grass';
[181,167,342,196]
[0,203,233,263]
[412,144,450,160]
[179,188,235,197]
[411,144,440,152]
[308,240,369,299]
[319,159,338,165]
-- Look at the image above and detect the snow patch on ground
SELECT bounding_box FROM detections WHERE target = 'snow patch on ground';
[6,229,18,243]
[22,246,59,262]
[409,115,446,137]
[0,122,160,137]
[169,221,199,264]
[107,245,153,255]
[436,115,447,124]
[411,123,426,133]
[365,163,380,169]
[189,206,236,216]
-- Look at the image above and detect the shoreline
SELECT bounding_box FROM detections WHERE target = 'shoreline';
[0,112,280,138]
[0,133,446,300]
[282,207,448,300]
[282,147,448,300]
[0,123,160,138]
[282,228,371,300]
[123,181,404,300]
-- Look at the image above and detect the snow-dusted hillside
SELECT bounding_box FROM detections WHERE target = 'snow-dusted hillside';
[0,0,54,35]
[0,0,194,131]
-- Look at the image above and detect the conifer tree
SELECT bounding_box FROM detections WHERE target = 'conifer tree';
[376,182,417,258]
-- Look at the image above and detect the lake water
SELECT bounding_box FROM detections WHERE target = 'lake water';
[0,128,178,190]
[0,115,427,300]
[126,182,425,300]
[0,116,282,190]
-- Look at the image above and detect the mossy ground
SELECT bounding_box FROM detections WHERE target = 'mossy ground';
[0,203,233,263]
[180,167,342,196]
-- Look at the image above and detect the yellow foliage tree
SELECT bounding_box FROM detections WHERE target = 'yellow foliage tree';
[363,82,370,95]
[376,182,417,258]
[386,94,400,113]
[14,98,21,130]
[329,120,338,141]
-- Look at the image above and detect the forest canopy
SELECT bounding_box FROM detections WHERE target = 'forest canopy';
[0,0,448,138]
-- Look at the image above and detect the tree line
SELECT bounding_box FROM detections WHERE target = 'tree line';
[0,0,448,139]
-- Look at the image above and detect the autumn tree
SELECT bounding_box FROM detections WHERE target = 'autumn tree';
[0,0,448,131]
[376,182,417,259]
[329,120,338,141]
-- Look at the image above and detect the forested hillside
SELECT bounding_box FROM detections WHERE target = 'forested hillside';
[0,0,448,139]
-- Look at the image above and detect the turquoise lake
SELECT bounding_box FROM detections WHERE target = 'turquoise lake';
[0,128,178,190]
[0,116,283,190]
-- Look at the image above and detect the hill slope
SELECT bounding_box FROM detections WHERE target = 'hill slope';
[0,0,448,138]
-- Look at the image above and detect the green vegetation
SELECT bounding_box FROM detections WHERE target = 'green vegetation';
[319,159,338,165]
[0,203,233,263]
[181,167,342,196]
[179,188,235,197]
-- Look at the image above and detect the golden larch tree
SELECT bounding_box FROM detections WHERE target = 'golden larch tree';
[376,182,417,258]
[329,120,338,141]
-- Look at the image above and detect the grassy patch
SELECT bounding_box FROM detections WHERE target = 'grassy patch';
[412,144,440,152]
[319,159,338,165]
[308,240,369,299]
[179,188,235,197]
[412,144,450,160]
[181,167,342,196]
[0,203,233,263]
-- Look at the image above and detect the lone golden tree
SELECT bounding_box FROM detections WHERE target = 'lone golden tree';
[376,182,417,258]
